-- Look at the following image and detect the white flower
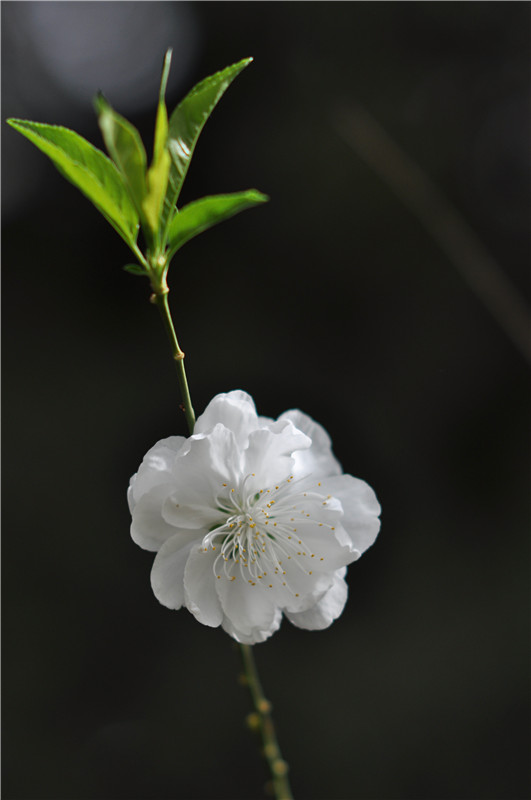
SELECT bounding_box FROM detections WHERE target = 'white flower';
[128,391,381,644]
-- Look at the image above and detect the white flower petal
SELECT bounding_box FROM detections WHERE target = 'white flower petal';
[277,571,334,614]
[215,573,279,636]
[129,390,381,642]
[162,495,222,530]
[184,547,224,627]
[194,390,258,448]
[286,569,348,630]
[221,608,282,644]
[322,474,381,554]
[150,534,197,609]
[294,522,358,569]
[130,436,186,504]
[243,420,311,487]
[131,484,180,552]
[171,424,242,505]
[279,410,342,479]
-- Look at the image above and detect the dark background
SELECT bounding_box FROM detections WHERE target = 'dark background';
[2,3,530,799]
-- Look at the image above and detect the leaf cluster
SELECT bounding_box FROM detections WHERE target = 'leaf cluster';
[7,52,268,293]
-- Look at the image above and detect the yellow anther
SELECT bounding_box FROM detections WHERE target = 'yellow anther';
[311,554,315,558]
[217,575,221,579]
[320,557,324,561]
[258,699,271,713]
[268,584,273,588]
[295,593,299,597]
[222,483,227,487]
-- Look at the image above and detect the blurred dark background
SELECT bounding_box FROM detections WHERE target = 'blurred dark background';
[2,3,530,799]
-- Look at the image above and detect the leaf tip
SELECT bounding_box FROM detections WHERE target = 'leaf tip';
[249,189,269,203]
[159,49,173,103]
[93,91,107,115]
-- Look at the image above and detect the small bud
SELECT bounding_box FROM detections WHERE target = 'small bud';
[258,698,271,714]
[272,759,289,777]
[263,743,277,760]
[246,712,260,731]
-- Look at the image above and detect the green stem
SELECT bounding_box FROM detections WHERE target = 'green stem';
[152,286,292,799]
[152,290,195,434]
[240,644,293,800]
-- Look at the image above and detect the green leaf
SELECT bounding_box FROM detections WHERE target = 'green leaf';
[142,49,172,237]
[6,118,139,245]
[163,57,253,234]
[166,189,268,257]
[94,94,147,220]
[123,263,148,276]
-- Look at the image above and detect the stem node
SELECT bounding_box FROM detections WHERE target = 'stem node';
[239,644,293,800]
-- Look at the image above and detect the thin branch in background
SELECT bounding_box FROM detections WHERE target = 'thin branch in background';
[335,104,531,365]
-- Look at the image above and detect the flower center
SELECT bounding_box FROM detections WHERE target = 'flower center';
[199,473,338,594]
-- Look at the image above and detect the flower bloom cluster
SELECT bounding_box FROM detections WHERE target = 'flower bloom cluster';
[128,391,381,644]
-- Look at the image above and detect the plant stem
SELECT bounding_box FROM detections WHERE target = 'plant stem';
[152,290,196,434]
[152,287,292,799]
[240,643,293,800]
